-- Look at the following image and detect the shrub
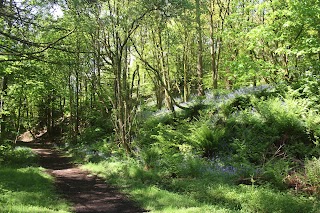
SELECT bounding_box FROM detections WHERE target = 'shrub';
[179,155,207,178]
[284,158,320,195]
[256,98,306,134]
[0,145,37,167]
[190,124,225,158]
[256,97,313,159]
[211,95,318,188]
[140,146,161,170]
[226,110,277,164]
[221,95,253,116]
[305,157,320,187]
[0,144,11,164]
[262,158,291,189]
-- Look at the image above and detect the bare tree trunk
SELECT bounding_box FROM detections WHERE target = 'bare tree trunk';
[74,35,81,137]
[183,45,189,102]
[210,0,218,89]
[75,68,79,136]
[196,0,204,96]
[14,96,22,143]
[0,76,8,141]
[114,57,132,154]
[112,1,132,154]
[51,94,55,133]
[68,69,76,141]
[151,28,164,109]
[158,27,174,111]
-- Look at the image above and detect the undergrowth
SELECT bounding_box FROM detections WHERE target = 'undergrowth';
[72,84,320,212]
[0,145,71,213]
[82,158,319,213]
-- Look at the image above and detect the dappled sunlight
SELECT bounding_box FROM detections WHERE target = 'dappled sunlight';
[237,185,317,213]
[132,186,198,209]
[82,143,320,212]
[0,167,70,213]
[1,205,69,213]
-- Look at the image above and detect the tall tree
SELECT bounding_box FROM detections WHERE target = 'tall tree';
[195,0,204,95]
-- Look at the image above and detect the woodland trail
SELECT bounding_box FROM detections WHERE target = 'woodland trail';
[19,140,146,213]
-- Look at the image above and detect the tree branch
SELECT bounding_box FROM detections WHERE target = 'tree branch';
[0,29,75,57]
[131,40,189,110]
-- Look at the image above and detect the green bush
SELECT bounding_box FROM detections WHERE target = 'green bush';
[207,94,319,187]
[305,157,320,187]
[257,98,307,134]
[0,145,37,167]
[190,124,225,158]
[0,144,11,164]
[179,155,207,178]
[221,95,253,117]
[290,75,320,109]
[255,97,315,159]
[226,110,277,164]
[140,146,161,170]
[262,159,291,188]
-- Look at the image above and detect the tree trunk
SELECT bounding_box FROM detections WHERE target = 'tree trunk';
[196,0,204,96]
[158,27,174,111]
[182,27,190,102]
[0,76,8,141]
[151,28,164,109]
[114,57,132,154]
[112,2,132,154]
[68,69,76,141]
[210,0,218,89]
[75,67,79,136]
[183,47,189,102]
[75,35,81,137]
[14,96,22,143]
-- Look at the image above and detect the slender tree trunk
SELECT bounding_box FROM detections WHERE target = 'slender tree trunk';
[68,69,75,141]
[51,94,54,133]
[74,69,79,136]
[183,45,188,102]
[59,96,64,118]
[112,2,132,153]
[75,37,81,137]
[46,95,52,136]
[182,26,190,102]
[14,96,22,143]
[26,97,30,129]
[151,28,164,109]
[114,57,131,154]
[283,53,289,80]
[210,0,218,89]
[196,0,204,96]
[0,76,8,141]
[158,27,174,111]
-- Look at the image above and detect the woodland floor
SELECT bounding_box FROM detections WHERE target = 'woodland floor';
[18,139,146,213]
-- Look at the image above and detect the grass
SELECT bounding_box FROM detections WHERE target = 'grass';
[82,160,320,213]
[0,146,71,213]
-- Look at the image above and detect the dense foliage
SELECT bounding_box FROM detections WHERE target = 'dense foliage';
[0,0,319,211]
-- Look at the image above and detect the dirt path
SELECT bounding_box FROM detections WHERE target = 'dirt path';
[21,141,146,213]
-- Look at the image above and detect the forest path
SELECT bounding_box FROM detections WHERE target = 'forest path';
[19,140,146,213]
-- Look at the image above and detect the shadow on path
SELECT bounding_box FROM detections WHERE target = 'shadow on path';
[18,141,146,213]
